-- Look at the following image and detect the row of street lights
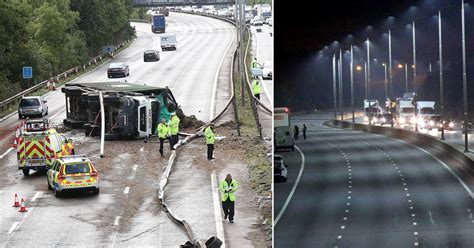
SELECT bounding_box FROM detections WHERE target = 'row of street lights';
[330,1,469,152]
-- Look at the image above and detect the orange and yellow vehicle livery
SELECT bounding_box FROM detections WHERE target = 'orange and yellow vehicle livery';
[16,119,72,176]
[47,155,100,197]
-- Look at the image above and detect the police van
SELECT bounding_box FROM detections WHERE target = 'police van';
[274,107,294,151]
[17,119,72,176]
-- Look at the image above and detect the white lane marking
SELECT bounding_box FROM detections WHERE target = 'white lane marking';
[31,191,43,202]
[211,173,226,248]
[274,145,305,227]
[133,164,138,171]
[209,23,235,120]
[0,147,13,159]
[114,216,121,226]
[429,211,435,225]
[48,110,65,120]
[0,190,3,194]
[8,221,19,234]
[123,187,130,194]
[395,139,474,199]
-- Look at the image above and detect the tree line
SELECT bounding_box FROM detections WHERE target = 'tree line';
[0,0,135,101]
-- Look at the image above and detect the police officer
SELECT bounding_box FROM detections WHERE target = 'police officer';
[220,174,238,223]
[168,112,180,150]
[205,124,215,161]
[252,79,262,101]
[251,58,259,69]
[61,139,74,156]
[294,125,299,140]
[302,124,307,140]
[157,118,171,158]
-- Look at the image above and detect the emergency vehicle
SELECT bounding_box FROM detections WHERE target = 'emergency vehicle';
[17,119,72,176]
[47,155,99,197]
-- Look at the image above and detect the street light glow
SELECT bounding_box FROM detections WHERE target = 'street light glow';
[356,65,362,71]
[398,64,403,69]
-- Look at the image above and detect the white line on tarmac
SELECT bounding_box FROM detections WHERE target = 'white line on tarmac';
[209,23,235,121]
[123,187,130,194]
[211,172,226,248]
[133,164,138,171]
[114,216,121,226]
[31,191,43,202]
[0,147,13,159]
[8,221,19,234]
[48,109,65,120]
[394,139,474,199]
[110,216,121,248]
[274,145,305,226]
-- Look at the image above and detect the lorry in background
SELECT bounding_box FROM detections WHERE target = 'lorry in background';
[274,107,294,151]
[363,99,382,122]
[62,81,178,140]
[416,101,438,129]
[160,34,177,51]
[159,7,169,16]
[151,13,166,33]
[397,98,416,125]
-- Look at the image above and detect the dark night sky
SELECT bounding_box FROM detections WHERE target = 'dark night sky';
[274,0,422,111]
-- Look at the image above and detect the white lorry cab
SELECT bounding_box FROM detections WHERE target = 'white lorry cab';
[363,99,382,122]
[398,99,416,125]
[416,101,437,129]
[160,34,177,51]
[274,107,294,151]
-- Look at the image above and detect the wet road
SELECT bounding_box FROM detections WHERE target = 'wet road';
[0,12,235,247]
[275,113,474,247]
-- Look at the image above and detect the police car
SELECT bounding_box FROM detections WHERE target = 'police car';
[47,155,99,197]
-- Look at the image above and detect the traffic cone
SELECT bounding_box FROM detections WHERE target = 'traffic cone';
[13,193,20,207]
[19,198,27,212]
[13,138,17,148]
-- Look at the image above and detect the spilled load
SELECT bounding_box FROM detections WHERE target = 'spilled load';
[62,81,178,140]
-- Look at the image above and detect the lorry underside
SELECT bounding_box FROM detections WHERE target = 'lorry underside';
[62,81,178,140]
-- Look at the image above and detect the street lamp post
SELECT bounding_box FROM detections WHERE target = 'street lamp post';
[462,0,469,152]
[367,38,371,99]
[351,46,355,123]
[412,21,417,92]
[388,30,393,98]
[405,63,408,92]
[382,63,388,99]
[339,50,344,120]
[365,62,368,100]
[439,11,445,140]
[333,54,337,120]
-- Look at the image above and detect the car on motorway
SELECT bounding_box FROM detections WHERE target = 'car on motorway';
[18,96,48,119]
[266,17,273,26]
[373,113,394,126]
[438,118,454,131]
[47,155,100,197]
[262,60,272,79]
[160,34,177,51]
[250,17,264,26]
[107,63,129,78]
[143,49,160,62]
[274,155,288,182]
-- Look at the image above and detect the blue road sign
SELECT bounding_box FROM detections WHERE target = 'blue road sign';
[23,66,32,79]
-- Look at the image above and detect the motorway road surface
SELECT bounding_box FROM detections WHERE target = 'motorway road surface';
[275,113,474,247]
[0,12,235,247]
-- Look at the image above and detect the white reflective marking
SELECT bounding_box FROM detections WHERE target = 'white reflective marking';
[0,147,13,159]
[341,225,345,229]
[124,187,130,194]
[8,221,19,234]
[114,216,121,226]
[31,191,43,202]
[133,164,138,171]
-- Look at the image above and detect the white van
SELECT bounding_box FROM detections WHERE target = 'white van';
[160,34,177,51]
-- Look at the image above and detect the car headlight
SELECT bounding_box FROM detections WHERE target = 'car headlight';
[400,117,405,124]
[410,118,417,124]
[38,107,43,112]
[429,120,434,126]
[364,116,369,122]
[449,122,454,128]
[382,118,386,122]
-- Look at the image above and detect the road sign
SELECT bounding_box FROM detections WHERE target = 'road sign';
[23,66,32,79]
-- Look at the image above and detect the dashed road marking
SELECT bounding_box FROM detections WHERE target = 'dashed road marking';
[114,216,121,226]
[31,191,43,202]
[123,187,130,194]
[8,221,19,234]
[133,164,138,171]
[0,147,13,159]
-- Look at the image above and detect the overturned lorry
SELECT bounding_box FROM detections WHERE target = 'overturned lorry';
[62,81,178,140]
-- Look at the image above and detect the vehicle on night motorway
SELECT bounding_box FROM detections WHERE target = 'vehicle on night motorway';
[18,96,48,119]
[47,155,99,197]
[160,34,177,51]
[274,154,288,182]
[151,13,166,33]
[363,99,382,122]
[274,107,294,151]
[17,119,72,176]
[262,60,272,79]
[438,119,454,131]
[372,113,394,126]
[107,63,129,78]
[143,50,160,62]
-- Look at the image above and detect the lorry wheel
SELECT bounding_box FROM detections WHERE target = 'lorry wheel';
[22,168,30,176]
[291,146,295,151]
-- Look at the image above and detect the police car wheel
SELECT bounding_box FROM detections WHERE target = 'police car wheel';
[22,168,30,176]
[54,189,62,198]
[47,182,52,190]
[93,188,100,195]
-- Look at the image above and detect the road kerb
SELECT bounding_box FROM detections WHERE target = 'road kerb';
[211,172,226,248]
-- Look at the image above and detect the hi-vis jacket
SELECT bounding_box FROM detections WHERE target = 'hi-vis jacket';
[219,179,238,202]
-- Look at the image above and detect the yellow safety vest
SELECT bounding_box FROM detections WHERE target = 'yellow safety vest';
[219,179,238,201]
[169,115,180,135]
[252,80,261,95]
[205,126,215,144]
[157,123,169,139]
